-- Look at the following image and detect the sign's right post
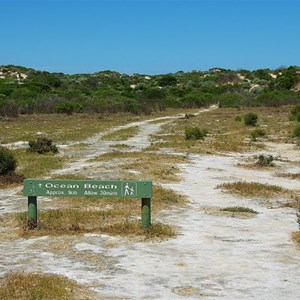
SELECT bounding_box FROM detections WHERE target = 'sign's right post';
[141,198,151,228]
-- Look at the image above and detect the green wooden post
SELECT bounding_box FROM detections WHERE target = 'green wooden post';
[28,196,37,227]
[141,198,151,228]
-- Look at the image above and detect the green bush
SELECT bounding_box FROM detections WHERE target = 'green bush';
[185,127,208,140]
[28,137,58,154]
[292,125,300,138]
[255,154,274,167]
[217,93,242,108]
[0,146,17,175]
[250,129,266,141]
[290,105,300,121]
[54,102,83,115]
[235,116,242,122]
[244,112,258,126]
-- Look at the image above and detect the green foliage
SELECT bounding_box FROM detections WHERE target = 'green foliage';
[218,93,243,108]
[54,101,83,115]
[28,137,58,154]
[292,125,300,138]
[0,146,17,175]
[185,127,208,140]
[181,91,213,108]
[254,90,297,107]
[250,129,266,141]
[1,64,300,116]
[275,66,300,90]
[158,74,177,86]
[255,154,274,167]
[244,112,258,126]
[215,72,241,84]
[253,69,272,81]
[290,105,300,121]
[235,115,242,122]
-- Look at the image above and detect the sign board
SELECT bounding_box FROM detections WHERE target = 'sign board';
[23,179,152,198]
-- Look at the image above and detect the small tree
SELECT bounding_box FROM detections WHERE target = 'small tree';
[244,113,258,126]
[0,146,17,175]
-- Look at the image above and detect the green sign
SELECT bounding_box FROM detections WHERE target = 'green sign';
[24,179,152,198]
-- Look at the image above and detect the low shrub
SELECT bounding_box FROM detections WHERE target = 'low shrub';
[292,125,300,138]
[0,146,17,175]
[28,137,58,154]
[250,129,266,141]
[244,112,258,126]
[255,154,274,167]
[54,101,83,115]
[235,115,242,122]
[289,105,300,121]
[0,173,25,185]
[185,127,208,140]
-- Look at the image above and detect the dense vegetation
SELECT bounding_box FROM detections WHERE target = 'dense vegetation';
[0,65,300,117]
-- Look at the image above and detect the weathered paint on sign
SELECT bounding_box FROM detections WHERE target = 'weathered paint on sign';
[23,179,152,198]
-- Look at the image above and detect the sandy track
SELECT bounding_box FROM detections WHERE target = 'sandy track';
[1,107,300,299]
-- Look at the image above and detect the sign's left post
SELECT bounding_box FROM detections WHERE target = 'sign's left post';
[28,196,37,227]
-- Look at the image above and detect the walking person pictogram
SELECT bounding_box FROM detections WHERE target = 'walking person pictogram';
[124,183,135,196]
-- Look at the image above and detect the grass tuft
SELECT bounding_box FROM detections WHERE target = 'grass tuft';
[220,206,258,214]
[0,272,97,300]
[217,181,285,198]
[292,231,300,247]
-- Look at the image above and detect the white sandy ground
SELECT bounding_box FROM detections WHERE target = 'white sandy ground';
[1,107,300,299]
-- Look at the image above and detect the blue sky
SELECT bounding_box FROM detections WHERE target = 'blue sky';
[1,0,299,74]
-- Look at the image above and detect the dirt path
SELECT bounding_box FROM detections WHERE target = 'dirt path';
[1,107,300,299]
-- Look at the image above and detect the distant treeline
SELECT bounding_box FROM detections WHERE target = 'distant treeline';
[0,65,300,117]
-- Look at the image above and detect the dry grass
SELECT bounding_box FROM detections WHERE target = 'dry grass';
[0,109,196,144]
[0,272,101,300]
[205,206,258,219]
[0,173,25,189]
[16,185,184,240]
[147,106,294,154]
[56,185,186,213]
[217,181,286,198]
[292,231,300,247]
[93,151,187,182]
[101,126,139,141]
[276,172,300,180]
[0,113,142,144]
[13,149,64,178]
[17,210,176,240]
[110,143,132,150]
